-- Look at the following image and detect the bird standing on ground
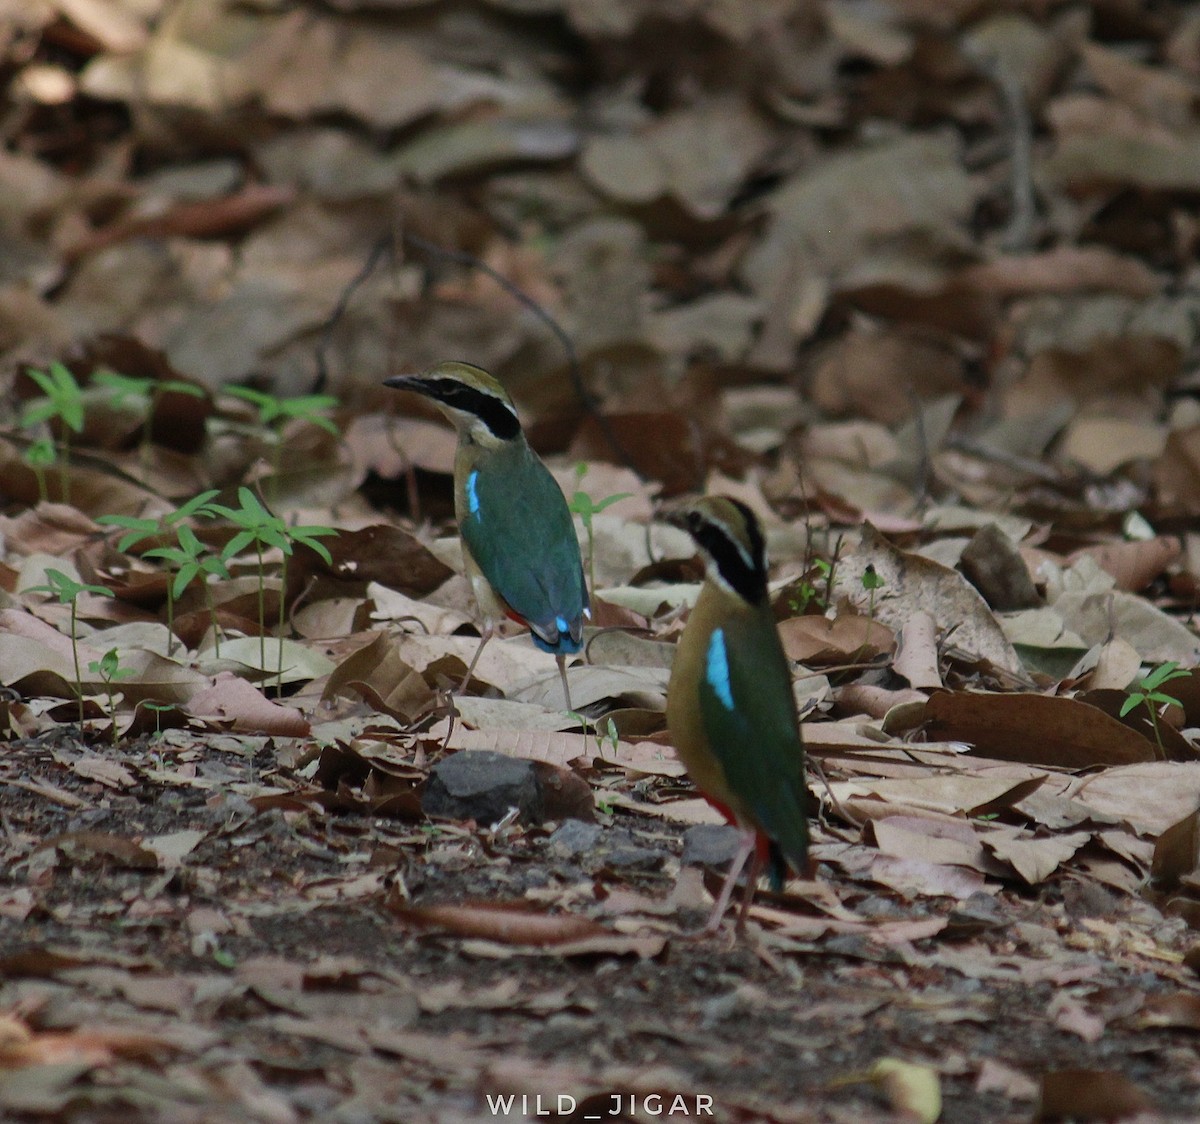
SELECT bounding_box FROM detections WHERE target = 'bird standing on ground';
[384,361,588,710]
[665,496,808,933]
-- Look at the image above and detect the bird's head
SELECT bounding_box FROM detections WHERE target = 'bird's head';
[665,495,769,605]
[384,361,521,447]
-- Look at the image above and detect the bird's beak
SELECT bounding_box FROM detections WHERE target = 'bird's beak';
[382,374,423,391]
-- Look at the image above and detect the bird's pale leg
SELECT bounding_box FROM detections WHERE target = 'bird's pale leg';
[556,653,573,711]
[704,828,758,934]
[734,840,766,934]
[459,624,494,694]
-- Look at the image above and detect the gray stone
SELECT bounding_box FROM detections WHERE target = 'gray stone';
[421,751,543,825]
[682,823,740,868]
[547,819,602,857]
[603,843,665,871]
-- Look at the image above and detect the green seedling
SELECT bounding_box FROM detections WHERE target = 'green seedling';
[21,362,85,503]
[208,487,336,689]
[569,463,631,596]
[143,525,231,659]
[861,564,885,623]
[225,387,339,486]
[24,438,57,504]
[87,648,135,745]
[28,569,114,725]
[98,491,222,658]
[790,558,832,614]
[1120,661,1191,756]
[93,369,206,468]
[144,701,176,738]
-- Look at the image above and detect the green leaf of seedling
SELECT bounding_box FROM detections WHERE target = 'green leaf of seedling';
[1118,693,1143,718]
[24,438,57,467]
[98,514,163,552]
[29,569,112,603]
[259,526,292,553]
[201,555,230,580]
[159,380,206,398]
[167,490,221,523]
[226,385,276,413]
[89,648,135,681]
[570,491,597,518]
[173,563,200,600]
[277,395,340,434]
[93,370,152,405]
[591,492,632,514]
[21,397,59,428]
[289,525,338,564]
[221,530,258,560]
[1141,662,1189,692]
[861,565,885,592]
[142,546,188,566]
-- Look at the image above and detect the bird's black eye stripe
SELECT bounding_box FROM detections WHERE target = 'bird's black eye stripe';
[729,498,765,576]
[427,379,521,440]
[692,517,768,605]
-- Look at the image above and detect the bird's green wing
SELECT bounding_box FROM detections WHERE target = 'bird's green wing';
[696,610,808,871]
[460,441,587,652]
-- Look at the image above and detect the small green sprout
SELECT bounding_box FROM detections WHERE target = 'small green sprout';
[143,701,176,738]
[1120,662,1191,756]
[861,563,885,622]
[208,487,336,689]
[568,463,631,596]
[92,370,206,468]
[225,387,339,490]
[28,569,114,725]
[24,438,57,504]
[98,491,223,657]
[87,648,135,745]
[21,362,85,502]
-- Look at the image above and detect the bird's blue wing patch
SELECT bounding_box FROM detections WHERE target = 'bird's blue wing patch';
[466,470,482,518]
[705,628,736,711]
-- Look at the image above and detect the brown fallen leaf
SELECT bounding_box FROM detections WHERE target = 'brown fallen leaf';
[388,900,610,947]
[1035,1068,1155,1121]
[923,691,1160,768]
[1134,992,1200,1031]
[778,611,895,664]
[185,672,310,736]
[38,831,158,871]
[1151,808,1200,890]
[1066,536,1181,593]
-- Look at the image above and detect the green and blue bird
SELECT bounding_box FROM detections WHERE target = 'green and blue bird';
[666,496,808,933]
[384,361,588,709]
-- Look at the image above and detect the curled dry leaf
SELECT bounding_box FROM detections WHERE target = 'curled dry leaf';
[184,672,310,736]
[1150,808,1200,890]
[778,611,895,664]
[1066,536,1181,593]
[38,831,158,871]
[388,900,608,947]
[892,609,942,689]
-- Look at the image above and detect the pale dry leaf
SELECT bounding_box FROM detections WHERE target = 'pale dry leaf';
[892,610,942,690]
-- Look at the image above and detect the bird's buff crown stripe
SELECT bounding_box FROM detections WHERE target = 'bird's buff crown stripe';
[705,628,735,711]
